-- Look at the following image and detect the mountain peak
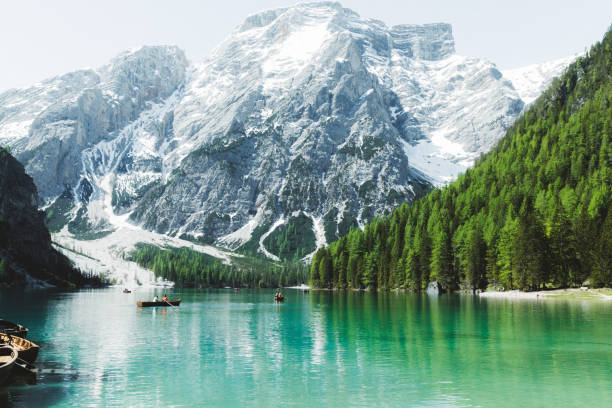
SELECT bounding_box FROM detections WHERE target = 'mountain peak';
[238,2,352,32]
[502,53,581,105]
[391,23,455,60]
[234,2,455,64]
[0,3,575,265]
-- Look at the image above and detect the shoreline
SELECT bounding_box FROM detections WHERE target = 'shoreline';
[479,288,612,301]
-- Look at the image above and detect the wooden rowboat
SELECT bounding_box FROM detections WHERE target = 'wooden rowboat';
[137,299,181,307]
[0,333,40,364]
[274,295,284,302]
[0,346,17,386]
[0,319,28,338]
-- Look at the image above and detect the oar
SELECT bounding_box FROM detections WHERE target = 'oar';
[164,299,179,311]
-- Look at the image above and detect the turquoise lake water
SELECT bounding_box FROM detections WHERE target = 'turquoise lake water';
[1,288,611,407]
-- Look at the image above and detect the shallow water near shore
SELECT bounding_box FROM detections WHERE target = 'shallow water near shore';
[1,288,611,407]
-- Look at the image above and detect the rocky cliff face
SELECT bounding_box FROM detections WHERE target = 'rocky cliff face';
[0,2,575,261]
[0,148,80,286]
[0,46,187,199]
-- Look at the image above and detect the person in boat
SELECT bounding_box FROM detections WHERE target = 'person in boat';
[162,294,168,302]
[153,295,159,302]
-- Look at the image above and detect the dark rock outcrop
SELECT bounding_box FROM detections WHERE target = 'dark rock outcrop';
[0,148,81,287]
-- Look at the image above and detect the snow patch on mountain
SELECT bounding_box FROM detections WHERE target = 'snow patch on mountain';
[503,54,580,105]
[218,208,265,249]
[399,138,466,186]
[303,214,327,261]
[258,217,285,262]
[262,21,332,93]
[53,218,238,287]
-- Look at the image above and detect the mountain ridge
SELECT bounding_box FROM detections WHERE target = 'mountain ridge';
[309,26,612,290]
[0,2,576,267]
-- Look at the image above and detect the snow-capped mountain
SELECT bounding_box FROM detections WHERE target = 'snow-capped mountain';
[502,54,580,105]
[0,2,575,262]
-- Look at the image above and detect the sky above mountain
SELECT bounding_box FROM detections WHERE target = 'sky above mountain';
[0,0,610,92]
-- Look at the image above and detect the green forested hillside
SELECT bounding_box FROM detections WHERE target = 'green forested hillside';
[262,213,317,261]
[130,244,309,288]
[310,27,612,291]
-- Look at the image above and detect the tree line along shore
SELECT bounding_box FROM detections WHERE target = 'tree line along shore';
[309,27,612,293]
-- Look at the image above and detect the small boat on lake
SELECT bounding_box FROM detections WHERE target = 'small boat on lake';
[0,333,40,364]
[274,294,284,302]
[0,319,28,338]
[123,289,131,293]
[0,346,17,385]
[137,300,181,307]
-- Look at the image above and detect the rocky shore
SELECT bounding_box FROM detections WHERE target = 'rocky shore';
[479,288,612,300]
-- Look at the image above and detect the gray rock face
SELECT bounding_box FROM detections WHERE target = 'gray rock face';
[0,46,187,199]
[0,2,573,259]
[131,29,429,245]
[391,23,455,60]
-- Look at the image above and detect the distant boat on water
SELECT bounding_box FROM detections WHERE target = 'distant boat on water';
[137,300,181,307]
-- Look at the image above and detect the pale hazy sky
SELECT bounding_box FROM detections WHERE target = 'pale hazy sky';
[1,0,611,91]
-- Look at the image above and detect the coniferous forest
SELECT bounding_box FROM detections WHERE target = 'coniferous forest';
[310,27,612,291]
[130,244,309,288]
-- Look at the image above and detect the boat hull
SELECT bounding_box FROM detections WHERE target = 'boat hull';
[0,346,17,386]
[0,320,28,339]
[0,333,40,364]
[137,300,181,307]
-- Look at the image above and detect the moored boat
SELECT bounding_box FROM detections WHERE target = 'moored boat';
[0,345,17,386]
[0,319,28,338]
[0,333,40,364]
[137,299,181,307]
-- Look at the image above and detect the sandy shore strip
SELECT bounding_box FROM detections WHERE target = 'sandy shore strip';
[480,288,612,300]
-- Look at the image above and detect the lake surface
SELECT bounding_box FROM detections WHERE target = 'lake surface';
[1,288,611,407]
